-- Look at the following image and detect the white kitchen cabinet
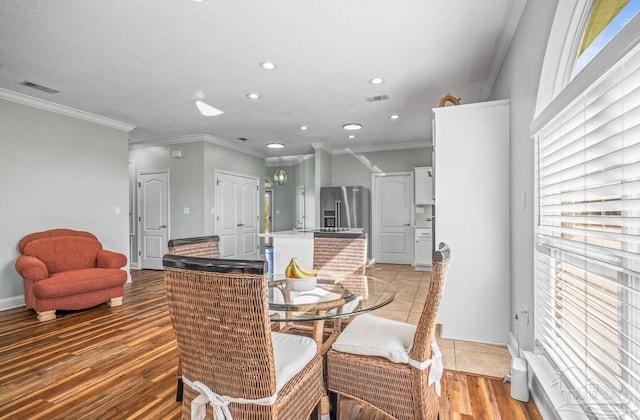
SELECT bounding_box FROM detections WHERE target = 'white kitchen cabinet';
[433,99,510,345]
[414,227,432,270]
[414,167,434,205]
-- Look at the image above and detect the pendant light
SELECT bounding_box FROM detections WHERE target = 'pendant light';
[273,157,287,185]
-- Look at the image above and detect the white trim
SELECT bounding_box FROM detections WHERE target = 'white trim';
[0,87,135,132]
[0,295,25,311]
[129,134,266,159]
[532,5,640,133]
[265,154,314,167]
[524,351,589,420]
[480,0,528,100]
[332,141,431,155]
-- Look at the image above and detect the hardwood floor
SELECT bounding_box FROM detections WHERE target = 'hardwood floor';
[0,268,541,419]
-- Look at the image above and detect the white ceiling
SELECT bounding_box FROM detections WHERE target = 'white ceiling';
[0,0,525,159]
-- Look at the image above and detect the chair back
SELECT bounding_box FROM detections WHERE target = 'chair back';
[162,255,277,400]
[410,242,451,363]
[313,232,368,297]
[167,235,220,258]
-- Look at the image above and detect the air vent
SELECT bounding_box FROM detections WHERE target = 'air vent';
[20,81,59,94]
[237,137,248,142]
[365,94,389,102]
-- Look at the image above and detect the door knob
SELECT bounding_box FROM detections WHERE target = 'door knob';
[159,224,167,228]
[237,223,245,227]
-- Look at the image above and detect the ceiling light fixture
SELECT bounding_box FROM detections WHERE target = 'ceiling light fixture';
[195,100,224,116]
[247,93,261,100]
[267,143,284,149]
[390,114,400,120]
[273,157,287,185]
[300,126,308,130]
[343,123,363,130]
[259,62,277,70]
[369,77,385,85]
[348,135,356,139]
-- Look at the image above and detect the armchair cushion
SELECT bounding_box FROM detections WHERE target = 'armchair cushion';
[22,237,102,274]
[331,313,416,364]
[271,331,317,392]
[34,268,127,299]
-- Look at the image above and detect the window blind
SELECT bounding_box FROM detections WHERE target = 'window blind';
[535,40,640,419]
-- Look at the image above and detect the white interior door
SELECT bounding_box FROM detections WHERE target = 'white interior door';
[138,170,169,270]
[216,171,259,259]
[296,186,305,229]
[372,172,413,264]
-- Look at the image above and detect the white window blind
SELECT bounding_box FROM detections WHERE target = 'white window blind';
[535,40,640,419]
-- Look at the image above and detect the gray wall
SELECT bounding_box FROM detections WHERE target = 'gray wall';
[489,0,558,350]
[269,164,296,232]
[331,147,431,189]
[129,141,266,264]
[0,99,130,305]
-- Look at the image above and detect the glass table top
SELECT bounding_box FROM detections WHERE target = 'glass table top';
[267,275,397,322]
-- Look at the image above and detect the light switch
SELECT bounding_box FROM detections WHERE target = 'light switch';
[115,206,121,214]
[416,207,425,214]
[276,210,280,215]
[211,208,215,214]
[183,207,190,215]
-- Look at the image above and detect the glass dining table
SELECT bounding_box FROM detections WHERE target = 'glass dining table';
[268,275,397,351]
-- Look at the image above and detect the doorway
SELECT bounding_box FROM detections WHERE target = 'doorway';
[372,172,413,264]
[137,170,169,270]
[265,188,274,247]
[296,186,305,230]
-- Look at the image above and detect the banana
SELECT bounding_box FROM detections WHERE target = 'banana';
[285,257,318,278]
[291,258,318,278]
[285,259,298,278]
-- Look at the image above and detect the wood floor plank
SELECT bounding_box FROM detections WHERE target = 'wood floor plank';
[0,267,542,419]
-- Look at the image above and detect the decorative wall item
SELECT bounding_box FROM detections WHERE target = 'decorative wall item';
[438,93,462,107]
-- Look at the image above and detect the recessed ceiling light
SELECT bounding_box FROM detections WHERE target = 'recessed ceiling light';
[259,62,277,70]
[348,135,356,139]
[390,114,400,120]
[369,77,385,85]
[343,123,363,130]
[247,93,260,100]
[195,100,224,116]
[267,143,284,149]
[300,126,308,130]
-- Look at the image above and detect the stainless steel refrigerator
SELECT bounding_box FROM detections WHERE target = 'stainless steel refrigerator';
[320,186,371,258]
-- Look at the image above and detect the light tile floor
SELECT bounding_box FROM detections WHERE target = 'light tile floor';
[366,263,512,379]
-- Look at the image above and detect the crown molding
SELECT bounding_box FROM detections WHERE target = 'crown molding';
[265,153,314,167]
[480,0,527,101]
[332,141,431,155]
[129,133,267,159]
[0,88,135,132]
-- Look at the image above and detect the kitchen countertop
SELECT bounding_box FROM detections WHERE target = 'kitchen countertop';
[259,228,364,238]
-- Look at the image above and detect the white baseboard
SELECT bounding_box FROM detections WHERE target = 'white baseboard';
[0,295,25,311]
[508,331,519,358]
[524,351,588,420]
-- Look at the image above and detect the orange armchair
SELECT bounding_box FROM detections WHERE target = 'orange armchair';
[15,229,128,321]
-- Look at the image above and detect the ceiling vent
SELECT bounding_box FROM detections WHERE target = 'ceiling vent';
[20,81,59,94]
[237,137,248,142]
[365,94,389,102]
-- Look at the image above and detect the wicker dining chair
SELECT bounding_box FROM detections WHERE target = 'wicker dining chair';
[278,232,369,356]
[167,235,220,258]
[167,236,220,402]
[313,232,368,329]
[326,242,451,420]
[163,255,324,420]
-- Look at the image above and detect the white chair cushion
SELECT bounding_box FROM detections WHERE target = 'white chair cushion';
[332,313,416,364]
[271,331,317,392]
